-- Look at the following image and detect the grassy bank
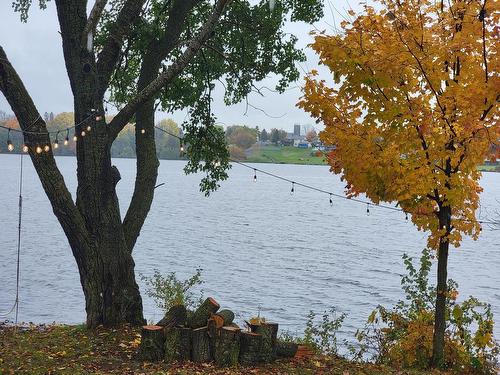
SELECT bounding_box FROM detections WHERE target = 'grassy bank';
[242,145,498,172]
[245,145,327,165]
[0,324,449,375]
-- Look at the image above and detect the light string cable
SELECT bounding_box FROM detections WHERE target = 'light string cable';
[151,124,498,227]
[0,153,24,322]
[0,110,102,151]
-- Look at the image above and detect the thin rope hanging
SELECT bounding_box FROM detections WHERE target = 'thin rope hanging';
[0,153,24,325]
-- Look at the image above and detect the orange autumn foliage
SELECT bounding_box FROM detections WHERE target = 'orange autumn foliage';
[299,0,499,250]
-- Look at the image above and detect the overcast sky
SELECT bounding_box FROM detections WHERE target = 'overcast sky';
[0,1,357,132]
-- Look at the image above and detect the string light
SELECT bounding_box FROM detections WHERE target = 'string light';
[135,123,500,228]
[36,145,42,154]
[73,134,78,142]
[64,130,69,145]
[405,212,409,221]
[22,144,28,153]
[253,168,257,182]
[86,125,92,132]
[141,128,146,134]
[44,145,50,152]
[7,129,14,152]
[54,132,59,149]
[81,130,86,137]
[329,194,333,207]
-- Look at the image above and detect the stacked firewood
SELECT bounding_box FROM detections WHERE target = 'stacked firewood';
[138,297,299,367]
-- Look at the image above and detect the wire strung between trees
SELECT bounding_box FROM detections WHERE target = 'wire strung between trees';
[152,124,498,227]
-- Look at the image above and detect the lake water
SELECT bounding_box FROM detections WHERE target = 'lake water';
[0,154,499,344]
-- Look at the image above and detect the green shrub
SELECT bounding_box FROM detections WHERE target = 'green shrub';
[354,249,499,374]
[141,269,203,311]
[301,307,346,356]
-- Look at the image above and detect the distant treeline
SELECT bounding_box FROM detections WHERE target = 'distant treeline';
[0,111,294,160]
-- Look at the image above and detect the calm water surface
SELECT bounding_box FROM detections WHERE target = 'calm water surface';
[0,154,499,342]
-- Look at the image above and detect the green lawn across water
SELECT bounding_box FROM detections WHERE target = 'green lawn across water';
[245,145,327,165]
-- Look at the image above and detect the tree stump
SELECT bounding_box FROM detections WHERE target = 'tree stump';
[138,325,165,361]
[215,309,235,326]
[190,297,220,329]
[214,326,241,367]
[239,331,263,366]
[276,340,298,358]
[209,314,225,329]
[157,304,187,328]
[191,326,212,363]
[254,322,278,363]
[164,327,192,363]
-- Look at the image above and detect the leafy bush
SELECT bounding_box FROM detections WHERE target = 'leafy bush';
[355,249,499,373]
[141,269,203,311]
[301,307,347,356]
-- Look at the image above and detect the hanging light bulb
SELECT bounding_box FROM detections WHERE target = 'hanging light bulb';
[366,203,370,216]
[290,182,295,195]
[81,130,86,137]
[73,133,78,142]
[95,115,102,122]
[87,125,92,132]
[141,128,146,134]
[329,194,333,206]
[22,144,28,153]
[253,169,257,182]
[180,142,185,153]
[7,129,14,151]
[64,130,69,145]
[54,132,59,149]
[36,145,42,154]
[44,144,50,152]
[405,212,409,221]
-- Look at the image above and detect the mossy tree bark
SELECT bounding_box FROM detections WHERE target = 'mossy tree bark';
[139,325,165,361]
[0,0,230,328]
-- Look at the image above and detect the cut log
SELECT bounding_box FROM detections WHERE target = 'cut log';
[190,297,220,329]
[138,325,165,361]
[207,318,218,359]
[178,327,192,361]
[209,314,224,329]
[239,331,263,366]
[186,309,194,327]
[164,327,192,363]
[215,309,235,326]
[254,322,278,363]
[295,345,315,359]
[214,326,241,367]
[276,340,298,358]
[157,304,187,327]
[191,326,212,363]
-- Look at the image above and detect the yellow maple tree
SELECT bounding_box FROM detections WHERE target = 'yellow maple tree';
[299,0,498,367]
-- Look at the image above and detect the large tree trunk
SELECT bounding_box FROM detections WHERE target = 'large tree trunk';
[1,0,229,329]
[432,205,451,367]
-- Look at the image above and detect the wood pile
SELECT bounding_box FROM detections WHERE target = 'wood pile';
[138,297,300,366]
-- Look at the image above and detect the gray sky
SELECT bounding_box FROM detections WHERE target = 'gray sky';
[0,1,355,132]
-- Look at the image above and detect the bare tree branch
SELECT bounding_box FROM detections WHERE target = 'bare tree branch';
[82,0,108,50]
